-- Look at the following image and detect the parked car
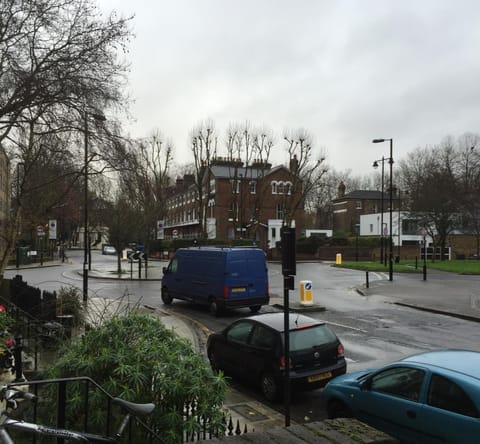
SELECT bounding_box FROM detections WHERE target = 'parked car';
[161,247,269,315]
[322,349,480,443]
[102,245,116,255]
[207,312,346,401]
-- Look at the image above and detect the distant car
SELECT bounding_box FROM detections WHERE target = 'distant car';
[322,349,480,443]
[206,312,346,401]
[102,245,116,255]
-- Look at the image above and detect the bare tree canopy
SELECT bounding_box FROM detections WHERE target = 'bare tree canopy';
[0,0,133,143]
[0,0,133,273]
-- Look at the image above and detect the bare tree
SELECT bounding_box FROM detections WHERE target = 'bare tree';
[283,129,328,227]
[120,131,173,251]
[222,122,275,239]
[190,120,216,238]
[399,139,461,259]
[0,0,133,273]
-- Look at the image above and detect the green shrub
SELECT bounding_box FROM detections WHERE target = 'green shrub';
[56,286,85,327]
[43,312,227,443]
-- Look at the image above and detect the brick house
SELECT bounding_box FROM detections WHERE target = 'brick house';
[164,158,304,250]
[332,182,395,236]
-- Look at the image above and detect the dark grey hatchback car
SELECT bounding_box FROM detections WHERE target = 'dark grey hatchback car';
[207,312,346,401]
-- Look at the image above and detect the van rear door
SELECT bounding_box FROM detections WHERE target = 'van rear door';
[225,249,267,301]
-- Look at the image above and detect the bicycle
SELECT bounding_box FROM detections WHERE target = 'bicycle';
[0,383,156,443]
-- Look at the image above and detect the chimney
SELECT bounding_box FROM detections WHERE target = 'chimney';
[337,181,346,198]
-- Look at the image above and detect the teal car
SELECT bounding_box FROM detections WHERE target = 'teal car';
[322,349,480,443]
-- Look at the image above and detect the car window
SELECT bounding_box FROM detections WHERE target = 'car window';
[369,366,425,402]
[427,374,479,418]
[289,325,337,351]
[226,321,254,345]
[250,325,277,349]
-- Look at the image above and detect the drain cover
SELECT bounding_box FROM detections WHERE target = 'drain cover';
[229,404,268,422]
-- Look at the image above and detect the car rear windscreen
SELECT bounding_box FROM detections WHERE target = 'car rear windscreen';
[289,325,337,351]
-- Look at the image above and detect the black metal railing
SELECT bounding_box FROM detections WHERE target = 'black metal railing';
[6,376,162,443]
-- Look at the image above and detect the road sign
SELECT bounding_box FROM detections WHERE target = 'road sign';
[49,219,57,240]
[36,225,45,237]
[172,229,178,238]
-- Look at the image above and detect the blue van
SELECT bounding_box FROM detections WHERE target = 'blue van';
[161,247,269,315]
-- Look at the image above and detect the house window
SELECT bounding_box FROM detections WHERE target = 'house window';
[271,182,277,194]
[356,201,362,210]
[369,224,373,233]
[249,181,256,194]
[230,180,240,193]
[272,227,276,238]
[285,182,292,195]
[276,203,285,220]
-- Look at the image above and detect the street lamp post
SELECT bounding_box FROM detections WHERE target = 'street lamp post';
[83,109,106,302]
[373,138,393,282]
[372,157,385,265]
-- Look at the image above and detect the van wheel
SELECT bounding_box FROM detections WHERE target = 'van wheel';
[261,372,281,402]
[249,305,261,313]
[209,299,220,316]
[161,288,173,305]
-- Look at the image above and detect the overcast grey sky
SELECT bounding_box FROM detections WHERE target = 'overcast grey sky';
[99,0,480,175]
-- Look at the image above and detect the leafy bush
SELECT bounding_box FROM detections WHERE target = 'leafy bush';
[43,312,227,443]
[56,286,85,327]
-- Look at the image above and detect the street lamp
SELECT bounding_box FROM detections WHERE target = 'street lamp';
[372,157,385,265]
[83,109,106,302]
[372,138,393,282]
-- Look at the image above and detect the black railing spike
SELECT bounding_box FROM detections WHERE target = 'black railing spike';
[244,423,248,434]
[235,419,242,435]
[227,416,234,435]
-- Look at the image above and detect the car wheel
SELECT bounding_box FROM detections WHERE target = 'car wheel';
[261,372,281,402]
[327,399,352,419]
[249,305,261,313]
[208,348,220,371]
[161,288,173,305]
[209,298,221,316]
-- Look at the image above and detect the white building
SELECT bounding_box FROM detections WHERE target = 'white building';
[360,211,433,246]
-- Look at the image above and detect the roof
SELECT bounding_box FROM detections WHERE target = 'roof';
[401,349,480,379]
[248,312,322,332]
[332,190,389,202]
[210,165,264,180]
[210,164,290,180]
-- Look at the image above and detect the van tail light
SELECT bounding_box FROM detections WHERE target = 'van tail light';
[223,285,229,298]
[337,342,345,358]
[279,355,292,370]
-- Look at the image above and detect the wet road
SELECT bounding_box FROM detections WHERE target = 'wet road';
[6,250,480,424]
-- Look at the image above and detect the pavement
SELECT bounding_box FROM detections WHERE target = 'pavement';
[5,257,480,433]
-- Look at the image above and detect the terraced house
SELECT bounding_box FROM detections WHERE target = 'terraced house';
[164,157,305,251]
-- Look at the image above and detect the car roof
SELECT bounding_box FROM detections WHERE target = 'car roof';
[247,312,323,332]
[401,349,480,380]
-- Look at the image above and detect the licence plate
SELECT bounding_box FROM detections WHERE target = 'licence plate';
[308,371,332,383]
[231,287,246,293]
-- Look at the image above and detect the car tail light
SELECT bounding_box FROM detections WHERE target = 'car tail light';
[223,285,229,298]
[279,355,292,370]
[337,342,345,358]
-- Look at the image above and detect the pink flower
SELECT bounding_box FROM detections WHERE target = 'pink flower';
[4,338,14,348]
